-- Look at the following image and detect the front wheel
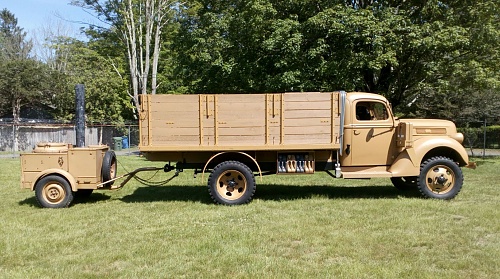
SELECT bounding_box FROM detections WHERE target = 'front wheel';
[35,175,74,208]
[208,161,256,205]
[417,156,463,200]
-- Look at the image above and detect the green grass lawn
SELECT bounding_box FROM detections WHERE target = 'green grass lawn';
[1,155,498,278]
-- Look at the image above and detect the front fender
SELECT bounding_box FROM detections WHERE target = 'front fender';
[31,169,77,192]
[395,136,469,170]
[413,137,469,166]
[389,137,468,177]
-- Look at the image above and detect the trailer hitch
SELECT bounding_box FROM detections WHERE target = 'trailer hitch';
[97,166,173,190]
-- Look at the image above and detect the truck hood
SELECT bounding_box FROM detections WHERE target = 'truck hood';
[398,119,463,143]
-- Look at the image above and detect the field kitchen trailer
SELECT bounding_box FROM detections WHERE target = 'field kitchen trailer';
[20,91,473,208]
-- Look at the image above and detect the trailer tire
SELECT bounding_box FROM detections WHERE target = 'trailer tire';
[390,176,417,190]
[102,151,117,186]
[208,161,256,205]
[417,156,463,200]
[35,175,74,208]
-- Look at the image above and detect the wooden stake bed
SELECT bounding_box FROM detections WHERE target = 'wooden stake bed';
[139,92,342,152]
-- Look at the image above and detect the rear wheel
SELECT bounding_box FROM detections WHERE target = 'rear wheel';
[417,156,463,200]
[35,175,74,208]
[208,161,256,205]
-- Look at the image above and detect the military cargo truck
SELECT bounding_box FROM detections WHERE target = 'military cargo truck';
[139,91,471,205]
[20,91,472,207]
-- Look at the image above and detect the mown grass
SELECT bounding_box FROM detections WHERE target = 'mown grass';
[1,155,498,278]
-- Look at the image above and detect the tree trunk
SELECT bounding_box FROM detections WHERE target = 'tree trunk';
[120,0,174,111]
[12,98,21,152]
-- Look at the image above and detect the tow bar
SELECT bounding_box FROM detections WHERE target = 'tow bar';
[97,164,180,190]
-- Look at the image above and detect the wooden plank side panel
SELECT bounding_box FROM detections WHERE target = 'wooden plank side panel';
[140,113,149,146]
[282,92,334,145]
[149,94,200,103]
[217,94,267,103]
[150,101,199,113]
[284,109,332,119]
[285,101,332,111]
[284,134,333,145]
[216,94,266,146]
[283,92,332,102]
[140,92,342,150]
[151,135,205,146]
[146,94,202,147]
[218,135,266,146]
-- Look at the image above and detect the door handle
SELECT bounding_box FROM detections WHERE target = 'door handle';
[354,130,361,135]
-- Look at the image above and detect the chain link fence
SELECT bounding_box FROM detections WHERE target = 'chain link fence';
[0,120,139,153]
[458,118,500,157]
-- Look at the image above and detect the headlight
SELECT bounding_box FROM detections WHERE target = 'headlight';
[451,133,464,144]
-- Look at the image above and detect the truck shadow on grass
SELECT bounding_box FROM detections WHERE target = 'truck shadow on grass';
[19,193,111,207]
[118,184,421,204]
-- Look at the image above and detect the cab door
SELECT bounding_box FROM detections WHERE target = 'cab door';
[346,100,397,166]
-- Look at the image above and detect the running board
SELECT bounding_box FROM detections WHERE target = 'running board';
[340,166,392,179]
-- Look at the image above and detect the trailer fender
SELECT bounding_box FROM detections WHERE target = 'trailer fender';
[31,169,78,192]
[201,152,262,181]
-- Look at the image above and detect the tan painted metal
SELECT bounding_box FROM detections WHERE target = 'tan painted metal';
[201,151,263,181]
[20,91,471,206]
[20,144,109,191]
[139,91,470,179]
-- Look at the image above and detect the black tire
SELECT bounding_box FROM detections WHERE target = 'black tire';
[35,175,74,208]
[208,161,256,205]
[74,189,93,199]
[102,150,117,186]
[417,156,463,200]
[390,176,418,191]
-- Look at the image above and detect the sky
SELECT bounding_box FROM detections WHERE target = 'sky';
[1,0,97,38]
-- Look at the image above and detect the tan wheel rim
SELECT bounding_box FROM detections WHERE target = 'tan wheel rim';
[216,170,247,201]
[425,165,455,194]
[110,159,117,179]
[42,182,66,205]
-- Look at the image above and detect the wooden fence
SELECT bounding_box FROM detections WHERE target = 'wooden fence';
[0,123,139,152]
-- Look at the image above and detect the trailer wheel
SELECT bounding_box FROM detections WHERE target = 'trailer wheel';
[35,175,74,208]
[102,151,117,186]
[208,161,256,205]
[417,156,463,200]
[390,176,417,190]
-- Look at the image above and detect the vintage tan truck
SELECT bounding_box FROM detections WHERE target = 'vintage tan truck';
[138,91,471,205]
[21,91,471,207]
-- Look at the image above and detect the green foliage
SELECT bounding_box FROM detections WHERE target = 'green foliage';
[0,59,55,119]
[0,8,32,60]
[2,1,499,124]
[175,0,499,122]
[459,125,500,149]
[49,38,131,124]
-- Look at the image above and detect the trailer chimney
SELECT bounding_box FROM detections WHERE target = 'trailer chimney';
[75,84,85,147]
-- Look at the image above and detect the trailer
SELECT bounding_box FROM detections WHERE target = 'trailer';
[20,91,472,207]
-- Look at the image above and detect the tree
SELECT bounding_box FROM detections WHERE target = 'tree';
[174,0,499,123]
[0,59,54,150]
[0,9,32,60]
[72,0,179,113]
[46,39,130,124]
